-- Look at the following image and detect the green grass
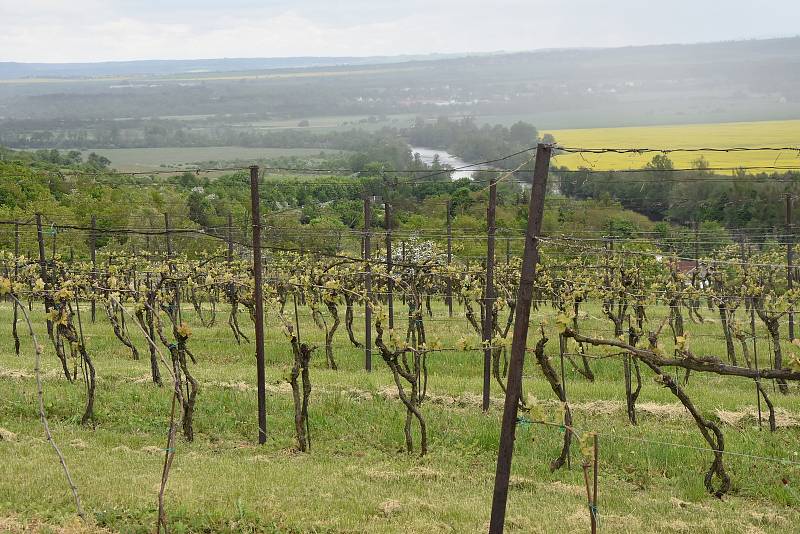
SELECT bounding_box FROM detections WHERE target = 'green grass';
[69,147,347,172]
[1,300,799,533]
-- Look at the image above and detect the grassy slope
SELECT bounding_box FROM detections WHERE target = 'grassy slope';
[543,120,800,171]
[1,301,799,533]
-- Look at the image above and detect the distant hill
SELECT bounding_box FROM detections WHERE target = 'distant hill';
[1,37,798,137]
[2,37,798,82]
[0,54,469,80]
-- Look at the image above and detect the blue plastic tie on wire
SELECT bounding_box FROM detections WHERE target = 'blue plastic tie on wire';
[589,504,600,527]
[516,416,532,430]
[168,343,177,350]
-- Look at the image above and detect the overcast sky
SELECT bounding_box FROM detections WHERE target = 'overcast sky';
[2,0,798,63]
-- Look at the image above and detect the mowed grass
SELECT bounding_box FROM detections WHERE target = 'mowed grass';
[543,120,800,171]
[1,300,799,533]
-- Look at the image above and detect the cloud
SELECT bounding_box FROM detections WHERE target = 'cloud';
[0,0,798,62]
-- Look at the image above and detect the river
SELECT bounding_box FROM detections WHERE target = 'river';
[410,146,477,181]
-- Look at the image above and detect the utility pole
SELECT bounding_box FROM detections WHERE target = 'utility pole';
[489,144,551,533]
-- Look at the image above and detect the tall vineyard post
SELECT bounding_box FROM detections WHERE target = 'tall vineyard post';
[364,195,373,371]
[13,220,20,355]
[250,165,268,443]
[14,220,19,264]
[787,194,794,341]
[243,211,249,250]
[385,197,394,329]
[447,200,453,317]
[483,178,497,412]
[164,213,171,259]
[489,143,551,534]
[694,220,700,275]
[226,212,235,354]
[164,213,177,322]
[751,300,764,428]
[35,214,53,338]
[591,434,599,534]
[51,224,57,286]
[227,214,234,266]
[90,215,97,322]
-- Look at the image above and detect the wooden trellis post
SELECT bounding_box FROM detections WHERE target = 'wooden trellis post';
[249,165,268,444]
[787,195,794,341]
[483,178,497,412]
[90,215,97,322]
[385,198,394,330]
[489,144,551,533]
[364,195,372,372]
[447,200,453,317]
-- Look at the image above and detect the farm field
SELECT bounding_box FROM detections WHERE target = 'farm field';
[0,66,421,86]
[1,300,799,533]
[543,120,800,171]
[75,147,347,172]
[229,114,417,133]
[103,118,796,173]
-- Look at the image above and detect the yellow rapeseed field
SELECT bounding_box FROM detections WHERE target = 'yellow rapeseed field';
[544,119,800,172]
